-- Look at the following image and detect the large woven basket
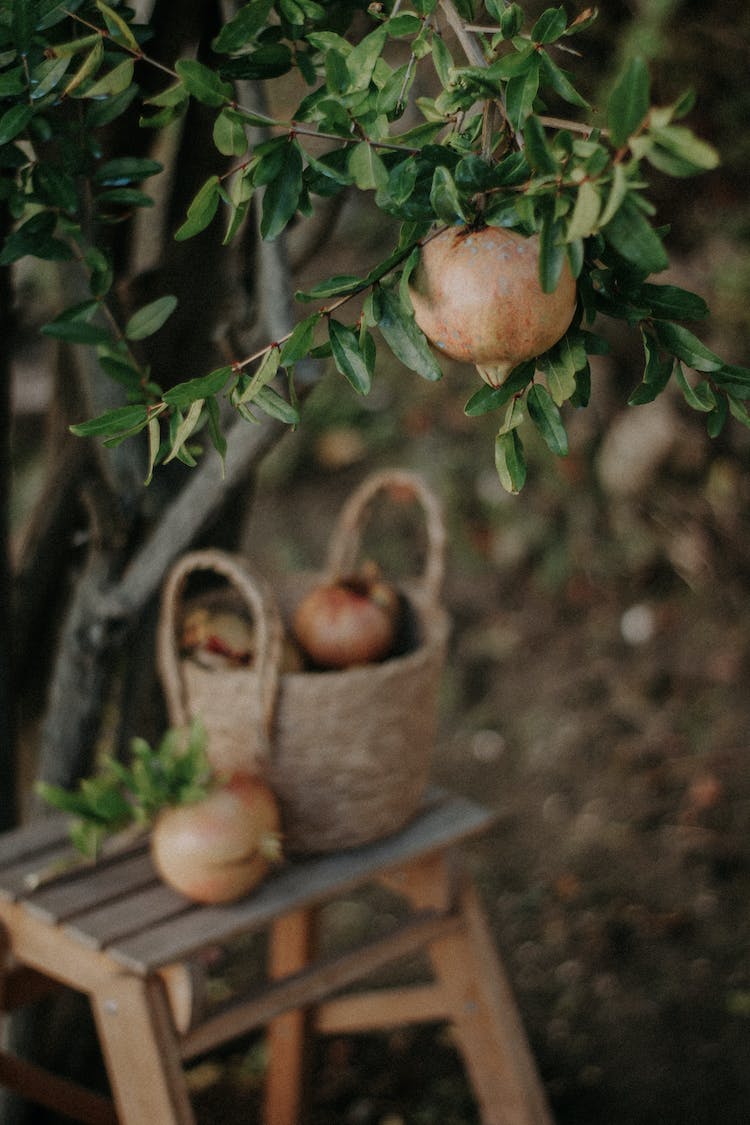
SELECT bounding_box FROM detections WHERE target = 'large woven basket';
[157,470,449,854]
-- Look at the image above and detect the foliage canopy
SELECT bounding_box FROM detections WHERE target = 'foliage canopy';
[1,0,745,491]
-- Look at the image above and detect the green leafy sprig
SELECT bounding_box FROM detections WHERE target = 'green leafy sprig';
[36,720,213,860]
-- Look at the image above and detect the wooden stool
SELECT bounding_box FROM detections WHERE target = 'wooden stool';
[0,791,553,1125]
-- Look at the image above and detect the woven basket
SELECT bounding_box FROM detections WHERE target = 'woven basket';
[157,470,449,854]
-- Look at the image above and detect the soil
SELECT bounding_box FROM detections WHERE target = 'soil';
[182,384,750,1125]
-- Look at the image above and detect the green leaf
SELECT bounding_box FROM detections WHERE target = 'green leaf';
[499,394,527,436]
[713,364,750,395]
[87,84,139,126]
[648,124,720,178]
[144,415,161,486]
[538,347,577,406]
[304,149,354,189]
[346,25,387,91]
[33,165,78,213]
[429,166,466,225]
[29,55,71,100]
[95,158,163,187]
[85,247,113,298]
[70,404,149,438]
[49,34,101,59]
[41,319,111,346]
[729,397,750,431]
[253,384,300,424]
[608,56,650,147]
[628,329,673,405]
[566,178,601,242]
[505,57,541,132]
[64,38,104,96]
[220,43,293,81]
[464,363,534,416]
[295,274,364,302]
[522,114,558,175]
[125,295,178,341]
[213,108,248,156]
[527,383,569,455]
[0,67,27,97]
[706,394,728,438]
[636,282,708,321]
[674,364,715,412]
[388,12,423,37]
[235,347,281,404]
[602,195,668,274]
[212,0,274,53]
[98,353,143,390]
[176,59,232,107]
[499,4,524,38]
[653,321,722,372]
[538,51,589,110]
[280,314,320,364]
[0,104,34,145]
[13,0,36,53]
[324,49,350,95]
[205,396,227,475]
[374,285,443,382]
[97,188,155,209]
[349,142,389,192]
[260,141,303,240]
[165,399,205,464]
[379,157,418,208]
[539,211,565,294]
[495,429,527,494]
[0,211,73,265]
[83,58,135,99]
[531,7,568,44]
[329,319,372,394]
[174,175,221,241]
[95,0,139,50]
[598,162,628,229]
[163,366,232,409]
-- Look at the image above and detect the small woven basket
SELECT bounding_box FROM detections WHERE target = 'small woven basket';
[157,470,449,854]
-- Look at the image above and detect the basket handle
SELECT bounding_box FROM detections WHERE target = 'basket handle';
[156,549,283,755]
[325,470,446,605]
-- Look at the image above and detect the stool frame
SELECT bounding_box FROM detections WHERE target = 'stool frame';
[0,791,552,1125]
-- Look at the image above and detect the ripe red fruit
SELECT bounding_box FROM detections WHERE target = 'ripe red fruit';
[292,567,399,670]
[408,225,577,388]
[150,773,282,904]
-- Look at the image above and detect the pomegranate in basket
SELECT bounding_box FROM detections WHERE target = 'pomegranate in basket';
[292,562,400,670]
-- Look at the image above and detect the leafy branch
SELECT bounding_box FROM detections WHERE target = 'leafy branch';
[1,0,746,492]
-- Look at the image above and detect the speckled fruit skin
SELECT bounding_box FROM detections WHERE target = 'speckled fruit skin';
[150,773,282,904]
[408,225,577,387]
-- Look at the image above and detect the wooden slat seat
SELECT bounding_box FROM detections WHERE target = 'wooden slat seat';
[0,790,553,1125]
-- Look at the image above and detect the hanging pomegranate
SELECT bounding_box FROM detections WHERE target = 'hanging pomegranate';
[408,225,577,388]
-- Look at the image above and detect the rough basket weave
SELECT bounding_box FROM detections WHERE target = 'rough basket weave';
[157,470,449,854]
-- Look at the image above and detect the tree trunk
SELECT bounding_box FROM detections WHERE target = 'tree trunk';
[0,216,16,833]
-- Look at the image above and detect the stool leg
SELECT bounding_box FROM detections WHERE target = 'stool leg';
[91,972,195,1125]
[400,856,553,1125]
[264,908,315,1125]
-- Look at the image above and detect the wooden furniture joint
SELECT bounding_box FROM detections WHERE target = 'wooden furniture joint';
[0,790,553,1125]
